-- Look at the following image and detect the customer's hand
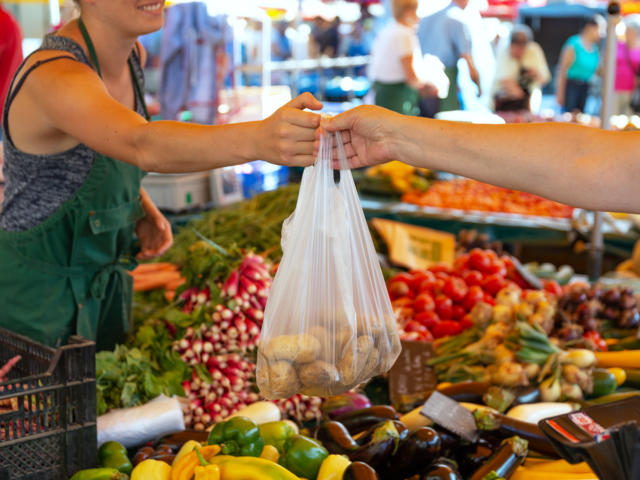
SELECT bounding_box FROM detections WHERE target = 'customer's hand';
[136,191,173,260]
[259,92,323,167]
[319,105,399,169]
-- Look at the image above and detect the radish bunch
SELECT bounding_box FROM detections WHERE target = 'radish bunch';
[274,394,323,423]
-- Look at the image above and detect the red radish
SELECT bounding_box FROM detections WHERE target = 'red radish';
[222,270,240,298]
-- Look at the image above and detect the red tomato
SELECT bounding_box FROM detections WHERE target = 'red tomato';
[469,249,492,272]
[463,285,485,311]
[483,293,496,305]
[486,259,507,277]
[403,320,428,334]
[460,314,474,330]
[482,274,507,296]
[543,279,563,297]
[429,264,452,274]
[432,320,463,339]
[435,295,453,319]
[412,271,436,292]
[392,297,414,309]
[414,311,440,329]
[414,293,436,313]
[390,272,414,285]
[453,255,469,272]
[434,271,451,281]
[462,270,484,287]
[419,329,434,342]
[388,281,411,300]
[443,277,468,303]
[451,305,466,320]
[433,279,446,295]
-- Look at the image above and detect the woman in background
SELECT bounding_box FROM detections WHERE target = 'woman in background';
[614,16,640,116]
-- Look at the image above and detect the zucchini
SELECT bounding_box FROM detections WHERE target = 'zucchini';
[623,369,640,389]
[590,369,617,398]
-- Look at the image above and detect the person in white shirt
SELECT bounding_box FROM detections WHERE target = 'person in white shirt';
[369,0,436,115]
[492,25,550,112]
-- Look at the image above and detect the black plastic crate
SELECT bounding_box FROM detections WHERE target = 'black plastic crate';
[0,329,96,480]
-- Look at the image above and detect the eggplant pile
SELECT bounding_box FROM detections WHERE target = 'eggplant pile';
[314,406,529,480]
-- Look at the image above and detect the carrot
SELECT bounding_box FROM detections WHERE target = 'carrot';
[164,290,176,302]
[165,277,186,291]
[132,262,178,275]
[133,271,182,292]
[595,350,640,369]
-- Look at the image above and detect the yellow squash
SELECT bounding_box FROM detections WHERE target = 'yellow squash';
[131,459,171,480]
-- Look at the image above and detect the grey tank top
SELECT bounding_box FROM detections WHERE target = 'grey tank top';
[0,34,146,231]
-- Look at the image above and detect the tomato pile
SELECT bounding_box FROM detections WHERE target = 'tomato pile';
[388,249,563,340]
[402,179,574,218]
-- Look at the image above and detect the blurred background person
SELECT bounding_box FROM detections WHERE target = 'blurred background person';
[556,16,604,113]
[0,0,23,140]
[614,15,640,116]
[418,0,481,113]
[272,20,292,61]
[492,25,550,112]
[369,0,436,116]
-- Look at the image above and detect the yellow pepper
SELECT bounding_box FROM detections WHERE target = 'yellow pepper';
[171,445,221,480]
[207,455,301,480]
[173,440,203,467]
[260,445,280,463]
[131,459,171,480]
[194,465,221,480]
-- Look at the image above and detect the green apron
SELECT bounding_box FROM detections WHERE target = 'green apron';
[0,19,148,351]
[373,81,420,116]
[440,65,460,112]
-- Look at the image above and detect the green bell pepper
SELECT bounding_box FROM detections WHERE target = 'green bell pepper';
[70,468,129,480]
[278,435,329,480]
[259,421,296,454]
[207,416,265,457]
[97,441,132,475]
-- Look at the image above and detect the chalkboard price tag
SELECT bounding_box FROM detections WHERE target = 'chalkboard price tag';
[388,340,438,412]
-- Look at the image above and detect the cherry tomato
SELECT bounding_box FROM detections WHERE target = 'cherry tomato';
[469,249,492,272]
[482,274,507,296]
[443,277,468,303]
[414,293,436,313]
[462,270,484,287]
[460,314,474,330]
[543,279,563,297]
[403,320,428,334]
[433,278,446,295]
[453,255,470,272]
[434,271,451,281]
[451,305,466,320]
[486,259,507,277]
[583,330,607,351]
[435,295,453,319]
[414,311,440,329]
[432,320,463,339]
[388,280,411,300]
[463,285,485,311]
[410,271,433,292]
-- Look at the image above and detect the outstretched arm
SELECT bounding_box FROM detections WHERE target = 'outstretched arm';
[321,105,640,213]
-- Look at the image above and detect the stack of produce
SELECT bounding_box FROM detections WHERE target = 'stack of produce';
[360,161,431,194]
[555,283,640,342]
[387,248,553,340]
[402,179,574,218]
[428,286,620,406]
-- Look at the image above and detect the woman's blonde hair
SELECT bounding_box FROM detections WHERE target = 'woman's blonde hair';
[392,0,419,20]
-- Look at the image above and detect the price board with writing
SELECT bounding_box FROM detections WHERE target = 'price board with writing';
[388,340,437,412]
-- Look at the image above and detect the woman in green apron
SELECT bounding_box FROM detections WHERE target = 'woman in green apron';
[0,0,322,351]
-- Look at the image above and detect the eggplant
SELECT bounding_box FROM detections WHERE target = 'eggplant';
[316,421,359,454]
[322,392,372,419]
[385,426,442,479]
[470,436,528,480]
[431,426,459,458]
[512,386,541,406]
[474,409,558,457]
[335,406,398,435]
[355,420,408,444]
[437,381,490,404]
[455,438,495,477]
[349,420,400,470]
[343,461,379,480]
[420,458,463,480]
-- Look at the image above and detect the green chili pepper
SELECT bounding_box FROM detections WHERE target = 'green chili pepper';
[207,416,264,457]
[258,421,297,454]
[278,435,329,480]
[97,441,132,475]
[69,468,129,480]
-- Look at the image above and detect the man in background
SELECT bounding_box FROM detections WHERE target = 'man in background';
[418,0,481,112]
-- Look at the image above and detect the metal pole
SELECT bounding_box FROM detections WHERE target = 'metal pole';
[589,0,620,281]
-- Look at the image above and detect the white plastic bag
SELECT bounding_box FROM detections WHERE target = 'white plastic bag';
[257,132,401,399]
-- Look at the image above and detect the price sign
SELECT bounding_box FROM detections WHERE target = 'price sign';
[371,218,455,270]
[388,341,437,412]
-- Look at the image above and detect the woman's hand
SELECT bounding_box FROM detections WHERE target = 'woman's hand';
[136,189,173,260]
[258,92,323,166]
[320,105,400,168]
